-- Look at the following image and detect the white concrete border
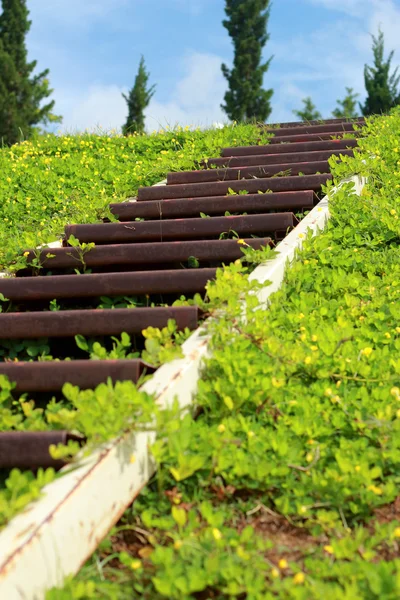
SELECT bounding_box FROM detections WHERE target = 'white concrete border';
[0,175,365,599]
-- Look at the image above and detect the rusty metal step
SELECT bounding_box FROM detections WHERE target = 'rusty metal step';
[110,191,314,221]
[0,431,85,469]
[267,121,364,138]
[204,148,354,169]
[23,238,272,271]
[64,213,296,245]
[0,269,217,302]
[0,359,155,393]
[265,117,365,129]
[166,159,330,185]
[137,174,332,201]
[0,306,199,339]
[221,138,357,157]
[268,131,361,145]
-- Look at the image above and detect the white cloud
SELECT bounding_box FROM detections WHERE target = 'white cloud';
[57,52,228,133]
[147,52,227,129]
[56,84,128,133]
[28,0,135,30]
[305,0,368,17]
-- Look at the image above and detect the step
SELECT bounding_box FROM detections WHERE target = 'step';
[166,159,330,185]
[137,173,332,201]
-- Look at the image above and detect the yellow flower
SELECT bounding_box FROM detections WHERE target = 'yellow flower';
[23,251,30,257]
[212,528,222,541]
[325,388,332,397]
[306,453,313,463]
[247,431,255,438]
[310,345,318,351]
[355,465,361,472]
[385,332,391,339]
[271,377,284,388]
[130,560,141,570]
[299,313,305,320]
[217,424,226,433]
[304,260,310,265]
[391,209,397,215]
[271,568,280,578]
[237,239,247,245]
[394,527,400,538]
[396,327,400,334]
[311,335,318,342]
[278,559,288,569]
[174,540,183,550]
[293,572,305,584]
[368,485,383,495]
[129,455,136,464]
[361,347,373,357]
[298,233,305,239]
[304,356,312,365]
[324,545,334,554]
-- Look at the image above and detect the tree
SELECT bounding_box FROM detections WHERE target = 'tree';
[0,0,60,145]
[360,28,400,116]
[122,56,155,135]
[221,0,273,123]
[292,97,321,121]
[332,87,359,119]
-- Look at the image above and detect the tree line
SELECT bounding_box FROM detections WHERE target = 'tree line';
[1,0,400,145]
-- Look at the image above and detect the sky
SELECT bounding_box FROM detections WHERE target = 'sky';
[23,0,400,132]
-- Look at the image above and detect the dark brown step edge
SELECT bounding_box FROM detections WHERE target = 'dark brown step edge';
[64,213,296,245]
[0,268,218,301]
[26,238,272,270]
[201,148,354,169]
[166,159,330,185]
[110,191,314,222]
[0,359,155,393]
[221,138,357,157]
[0,306,199,339]
[265,121,364,138]
[137,173,332,201]
[268,131,362,145]
[265,117,365,129]
[0,431,85,469]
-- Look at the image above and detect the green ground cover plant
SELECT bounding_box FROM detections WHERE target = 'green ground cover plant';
[0,122,273,527]
[0,122,267,272]
[47,109,400,598]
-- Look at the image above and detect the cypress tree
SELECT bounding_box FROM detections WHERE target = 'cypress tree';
[292,97,321,121]
[122,56,155,135]
[0,0,60,145]
[361,29,400,116]
[221,0,273,123]
[332,87,359,119]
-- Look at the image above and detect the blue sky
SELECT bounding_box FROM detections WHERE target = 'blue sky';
[24,0,400,131]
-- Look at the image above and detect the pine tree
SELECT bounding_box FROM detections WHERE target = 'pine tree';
[292,97,321,121]
[361,29,400,116]
[221,0,273,123]
[0,0,60,145]
[332,87,359,119]
[122,56,155,135]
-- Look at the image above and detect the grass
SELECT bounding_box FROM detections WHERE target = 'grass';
[0,123,269,272]
[0,122,271,528]
[46,109,400,599]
